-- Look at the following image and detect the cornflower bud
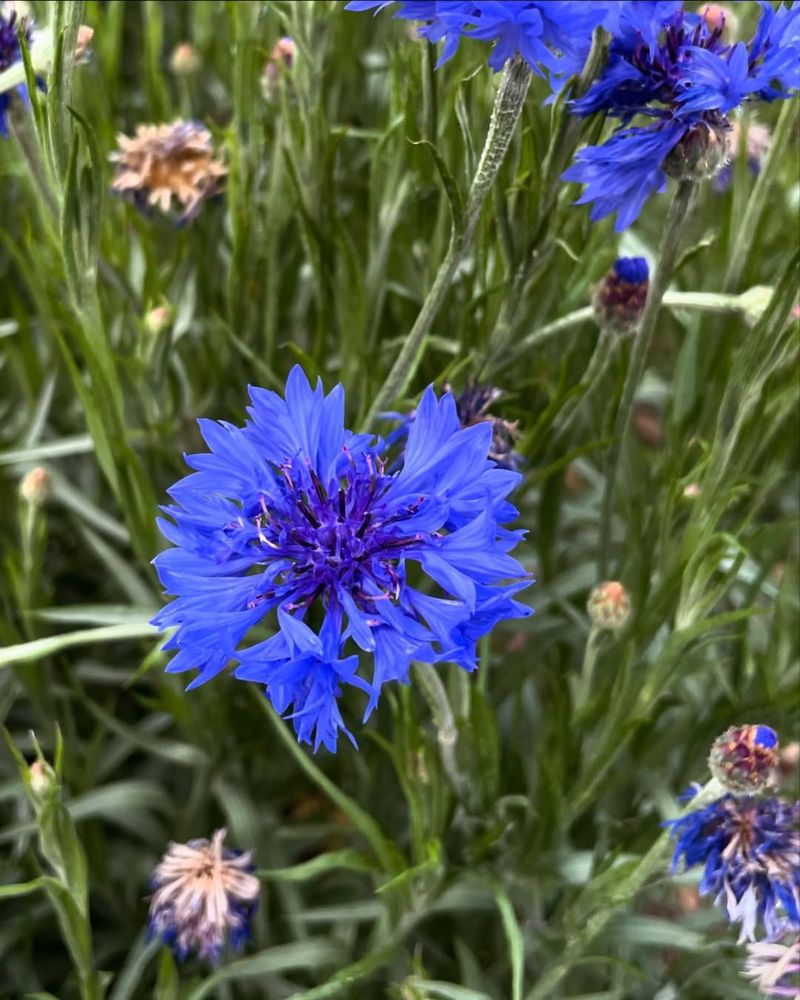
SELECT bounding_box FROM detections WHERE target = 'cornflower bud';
[592,257,649,335]
[709,724,779,794]
[75,25,93,62]
[20,467,50,506]
[28,758,56,802]
[261,37,295,101]
[663,117,730,181]
[587,581,631,631]
[699,4,740,39]
[144,303,173,336]
[170,42,200,76]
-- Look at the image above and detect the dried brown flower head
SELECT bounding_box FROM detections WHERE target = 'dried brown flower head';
[111,121,226,220]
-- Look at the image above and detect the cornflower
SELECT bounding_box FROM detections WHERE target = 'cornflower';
[345,1,610,81]
[666,792,800,942]
[563,2,800,230]
[153,366,531,752]
[148,829,260,962]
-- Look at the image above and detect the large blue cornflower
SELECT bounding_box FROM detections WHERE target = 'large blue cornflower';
[345,1,610,80]
[563,2,800,231]
[666,794,800,943]
[152,366,531,752]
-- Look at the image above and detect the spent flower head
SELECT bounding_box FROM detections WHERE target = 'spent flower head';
[666,792,800,942]
[709,724,779,794]
[153,366,531,752]
[563,2,800,230]
[110,121,227,220]
[148,829,260,962]
[743,937,800,998]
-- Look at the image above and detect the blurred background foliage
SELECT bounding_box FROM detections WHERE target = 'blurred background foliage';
[0,1,798,997]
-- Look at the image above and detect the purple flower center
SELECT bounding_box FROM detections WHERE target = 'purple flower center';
[243,451,426,614]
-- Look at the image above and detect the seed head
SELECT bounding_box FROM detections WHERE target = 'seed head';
[587,581,631,631]
[709,724,779,794]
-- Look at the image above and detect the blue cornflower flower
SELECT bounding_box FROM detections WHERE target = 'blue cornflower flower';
[666,794,800,942]
[0,8,32,137]
[344,1,610,79]
[563,2,800,230]
[148,829,260,962]
[153,366,531,752]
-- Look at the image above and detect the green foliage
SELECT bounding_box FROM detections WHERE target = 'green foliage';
[0,2,798,998]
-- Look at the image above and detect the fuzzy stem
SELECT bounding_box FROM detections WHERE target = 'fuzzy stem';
[598,180,698,578]
[364,57,532,427]
[525,778,724,1000]
[724,99,798,293]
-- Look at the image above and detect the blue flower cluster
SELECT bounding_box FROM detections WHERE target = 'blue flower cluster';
[563,2,800,231]
[0,8,31,137]
[153,366,531,752]
[667,792,800,943]
[345,1,610,81]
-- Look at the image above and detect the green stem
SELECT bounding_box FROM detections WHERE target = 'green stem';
[525,778,723,1000]
[364,57,532,426]
[598,180,698,578]
[507,290,747,368]
[252,689,404,877]
[724,99,798,293]
[573,625,602,711]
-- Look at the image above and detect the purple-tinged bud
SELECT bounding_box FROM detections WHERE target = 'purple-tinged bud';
[663,118,730,182]
[593,257,649,335]
[261,37,295,101]
[448,382,521,470]
[587,581,631,631]
[709,724,779,794]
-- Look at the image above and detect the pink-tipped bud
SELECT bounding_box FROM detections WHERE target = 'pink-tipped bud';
[587,581,631,631]
[261,37,295,100]
[75,25,94,61]
[709,724,778,794]
[144,304,173,336]
[20,467,50,506]
[28,758,56,801]
[699,4,739,39]
[170,42,200,76]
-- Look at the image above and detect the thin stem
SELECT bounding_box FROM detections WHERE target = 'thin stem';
[573,625,602,711]
[724,99,798,293]
[525,778,724,1000]
[597,180,698,578]
[363,57,532,427]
